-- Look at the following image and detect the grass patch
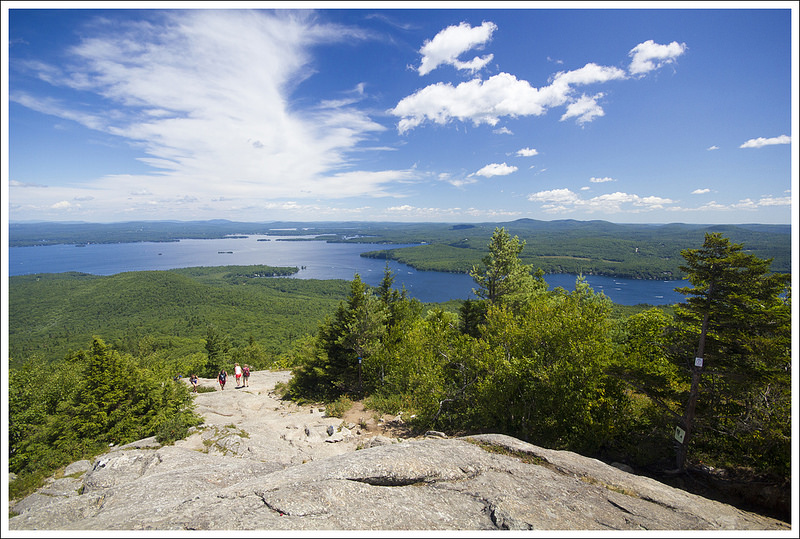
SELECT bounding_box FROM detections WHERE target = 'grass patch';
[273,380,290,399]
[363,393,407,416]
[8,469,52,503]
[467,438,548,466]
[325,395,354,418]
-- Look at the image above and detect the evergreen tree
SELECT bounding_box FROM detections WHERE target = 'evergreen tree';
[470,227,546,310]
[203,324,231,377]
[673,233,791,473]
[291,274,387,398]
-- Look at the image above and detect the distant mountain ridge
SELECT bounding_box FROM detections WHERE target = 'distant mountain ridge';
[8,218,791,245]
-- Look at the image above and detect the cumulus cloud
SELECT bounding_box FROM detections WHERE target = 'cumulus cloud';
[589,176,615,183]
[528,188,674,213]
[393,64,626,132]
[394,37,686,132]
[692,188,711,195]
[677,195,792,213]
[734,196,792,208]
[417,21,497,76]
[739,135,791,148]
[10,10,417,217]
[628,39,687,75]
[473,162,518,178]
[560,93,606,124]
[707,145,719,151]
[516,147,539,157]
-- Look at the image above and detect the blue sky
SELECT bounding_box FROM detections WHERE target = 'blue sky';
[3,2,797,224]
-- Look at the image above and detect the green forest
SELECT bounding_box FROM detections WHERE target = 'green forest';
[7,231,792,522]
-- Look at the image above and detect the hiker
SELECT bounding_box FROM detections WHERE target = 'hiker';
[218,369,227,390]
[189,374,199,392]
[243,364,250,387]
[234,363,243,388]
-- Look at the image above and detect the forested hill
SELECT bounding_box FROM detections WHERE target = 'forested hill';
[359,219,791,279]
[8,218,791,280]
[7,267,353,369]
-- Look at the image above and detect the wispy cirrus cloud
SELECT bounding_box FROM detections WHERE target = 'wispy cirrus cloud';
[10,10,417,218]
[385,204,520,220]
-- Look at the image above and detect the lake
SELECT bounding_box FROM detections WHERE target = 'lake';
[7,234,687,305]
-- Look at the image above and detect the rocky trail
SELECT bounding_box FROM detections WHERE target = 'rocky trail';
[7,370,792,532]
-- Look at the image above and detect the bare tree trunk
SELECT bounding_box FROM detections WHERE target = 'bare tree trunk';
[676,301,711,470]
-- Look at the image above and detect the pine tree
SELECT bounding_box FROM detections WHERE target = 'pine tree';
[204,324,231,377]
[673,233,791,472]
[469,227,546,309]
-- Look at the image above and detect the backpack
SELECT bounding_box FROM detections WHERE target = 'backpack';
[243,366,250,377]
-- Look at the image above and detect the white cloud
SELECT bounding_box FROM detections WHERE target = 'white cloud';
[560,93,606,124]
[417,21,497,76]
[589,176,615,183]
[673,195,792,214]
[10,180,48,188]
[493,127,513,135]
[739,135,791,148]
[385,204,520,220]
[528,188,674,213]
[692,188,711,195]
[528,188,581,205]
[395,38,688,132]
[11,10,416,217]
[706,145,719,151]
[628,39,687,75]
[393,63,626,132]
[734,196,792,208]
[473,162,518,178]
[516,147,539,157]
[51,200,74,209]
[438,172,478,188]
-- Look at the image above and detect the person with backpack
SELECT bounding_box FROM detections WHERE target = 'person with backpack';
[218,369,227,390]
[242,364,250,387]
[189,374,199,393]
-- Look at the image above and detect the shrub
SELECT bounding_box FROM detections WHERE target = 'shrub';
[325,395,354,418]
[155,416,191,445]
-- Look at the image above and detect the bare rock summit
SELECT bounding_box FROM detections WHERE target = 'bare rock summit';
[8,370,790,531]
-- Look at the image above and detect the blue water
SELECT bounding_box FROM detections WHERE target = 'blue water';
[7,235,686,305]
